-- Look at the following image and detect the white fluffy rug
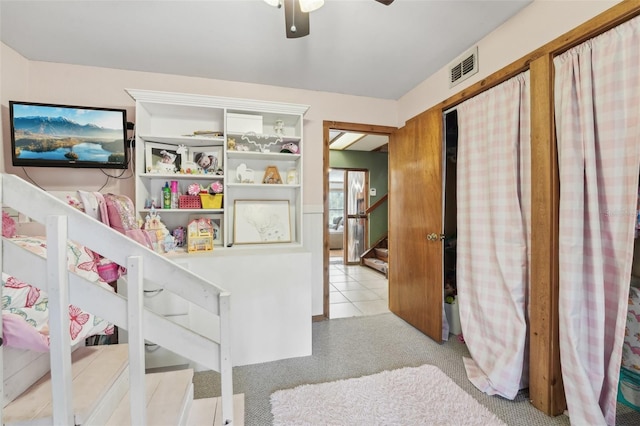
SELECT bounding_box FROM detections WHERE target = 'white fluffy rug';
[270,364,506,426]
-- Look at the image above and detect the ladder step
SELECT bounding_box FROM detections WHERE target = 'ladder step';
[187,394,245,426]
[3,344,130,425]
[363,258,388,275]
[105,368,194,426]
[3,344,241,425]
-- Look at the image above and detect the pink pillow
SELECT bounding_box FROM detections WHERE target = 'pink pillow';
[2,312,50,352]
[2,211,16,238]
[103,193,138,234]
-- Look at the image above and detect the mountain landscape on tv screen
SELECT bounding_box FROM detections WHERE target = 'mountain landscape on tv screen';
[13,115,125,163]
[15,115,122,138]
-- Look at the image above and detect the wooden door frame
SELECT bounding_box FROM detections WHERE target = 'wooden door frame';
[319,121,397,321]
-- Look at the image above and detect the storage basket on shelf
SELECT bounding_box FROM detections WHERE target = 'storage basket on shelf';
[200,193,223,209]
[178,195,202,209]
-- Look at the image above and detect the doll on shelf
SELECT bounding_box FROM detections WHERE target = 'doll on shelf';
[143,208,175,253]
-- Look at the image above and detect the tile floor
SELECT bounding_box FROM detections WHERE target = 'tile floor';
[329,261,390,319]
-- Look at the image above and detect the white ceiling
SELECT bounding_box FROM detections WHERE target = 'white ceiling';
[329,129,389,151]
[0,0,532,101]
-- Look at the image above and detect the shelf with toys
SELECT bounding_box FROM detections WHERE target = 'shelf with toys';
[125,89,312,369]
[127,88,308,252]
[226,133,301,192]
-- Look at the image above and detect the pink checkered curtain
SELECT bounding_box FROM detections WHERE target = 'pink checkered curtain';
[456,71,531,399]
[554,16,640,426]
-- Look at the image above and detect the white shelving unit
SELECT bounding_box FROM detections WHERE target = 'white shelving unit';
[126,89,309,249]
[123,89,313,369]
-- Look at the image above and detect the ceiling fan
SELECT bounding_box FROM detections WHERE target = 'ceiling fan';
[264,0,395,39]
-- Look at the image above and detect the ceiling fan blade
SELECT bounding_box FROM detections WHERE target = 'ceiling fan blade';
[284,0,310,38]
[375,0,395,5]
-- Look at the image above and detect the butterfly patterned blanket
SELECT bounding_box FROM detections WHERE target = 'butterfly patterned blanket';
[2,236,114,351]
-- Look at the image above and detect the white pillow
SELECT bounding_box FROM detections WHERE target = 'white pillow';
[77,190,101,221]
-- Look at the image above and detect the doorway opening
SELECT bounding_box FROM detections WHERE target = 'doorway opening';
[443,109,459,336]
[328,168,346,265]
[322,121,397,320]
[329,168,369,266]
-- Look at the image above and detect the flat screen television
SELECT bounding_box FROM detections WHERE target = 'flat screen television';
[9,101,129,169]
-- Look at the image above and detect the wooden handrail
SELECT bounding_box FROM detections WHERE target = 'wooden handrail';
[366,193,388,215]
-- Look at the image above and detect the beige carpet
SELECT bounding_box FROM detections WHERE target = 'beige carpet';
[270,364,506,426]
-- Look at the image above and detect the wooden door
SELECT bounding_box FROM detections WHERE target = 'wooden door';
[388,109,443,341]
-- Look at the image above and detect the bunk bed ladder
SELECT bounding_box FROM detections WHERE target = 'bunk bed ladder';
[0,173,236,425]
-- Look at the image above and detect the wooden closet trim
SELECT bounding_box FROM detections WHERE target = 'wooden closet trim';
[529,53,564,415]
[325,121,397,136]
[542,0,640,56]
[403,0,640,417]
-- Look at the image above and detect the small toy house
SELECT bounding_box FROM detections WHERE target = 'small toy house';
[187,218,214,253]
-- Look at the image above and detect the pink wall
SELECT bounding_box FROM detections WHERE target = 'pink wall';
[1,50,396,205]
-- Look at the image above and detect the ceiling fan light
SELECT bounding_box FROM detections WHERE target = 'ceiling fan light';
[263,0,281,7]
[299,0,324,13]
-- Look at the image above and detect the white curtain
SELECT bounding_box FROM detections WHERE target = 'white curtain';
[456,71,531,399]
[554,16,640,426]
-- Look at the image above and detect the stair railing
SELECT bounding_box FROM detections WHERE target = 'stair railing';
[365,193,388,216]
[361,192,388,255]
[359,192,389,277]
[0,173,234,425]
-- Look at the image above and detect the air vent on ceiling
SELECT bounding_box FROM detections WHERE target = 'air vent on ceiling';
[448,46,478,88]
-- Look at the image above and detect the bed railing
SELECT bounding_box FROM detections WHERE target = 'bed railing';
[0,173,234,425]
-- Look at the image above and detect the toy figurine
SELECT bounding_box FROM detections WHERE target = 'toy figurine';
[173,226,185,247]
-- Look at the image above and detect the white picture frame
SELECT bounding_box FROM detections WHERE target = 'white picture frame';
[145,142,182,174]
[191,145,223,174]
[233,200,291,244]
[189,214,223,245]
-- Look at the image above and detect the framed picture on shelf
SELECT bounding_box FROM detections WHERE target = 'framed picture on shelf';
[233,200,291,244]
[145,142,182,174]
[262,166,282,184]
[189,214,223,245]
[191,146,223,174]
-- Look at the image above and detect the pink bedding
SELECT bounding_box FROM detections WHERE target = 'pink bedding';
[2,236,115,351]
